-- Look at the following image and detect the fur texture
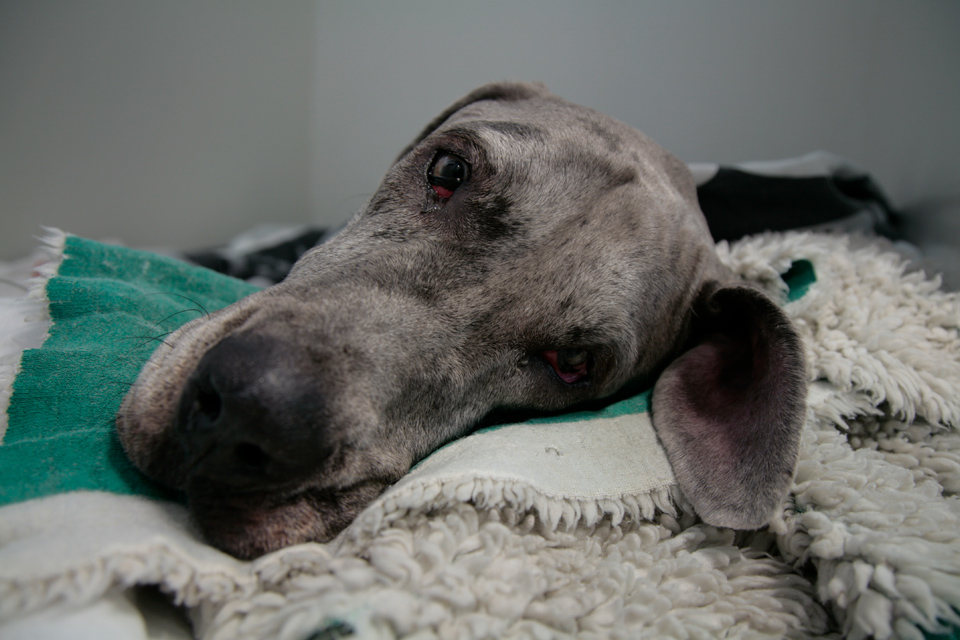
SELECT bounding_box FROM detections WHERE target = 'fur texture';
[117,83,806,557]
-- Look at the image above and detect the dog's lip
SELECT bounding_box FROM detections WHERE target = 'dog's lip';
[184,488,327,558]
[184,446,348,503]
[185,474,312,505]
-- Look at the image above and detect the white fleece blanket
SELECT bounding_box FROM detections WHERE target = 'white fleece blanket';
[1,232,959,640]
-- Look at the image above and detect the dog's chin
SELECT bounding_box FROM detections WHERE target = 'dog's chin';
[188,482,388,559]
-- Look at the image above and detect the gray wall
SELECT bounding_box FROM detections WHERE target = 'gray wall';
[1,1,315,259]
[2,1,958,261]
[313,1,960,250]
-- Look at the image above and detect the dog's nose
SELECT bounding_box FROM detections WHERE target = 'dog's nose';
[176,333,332,488]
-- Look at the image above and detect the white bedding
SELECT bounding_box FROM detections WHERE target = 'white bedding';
[2,231,959,640]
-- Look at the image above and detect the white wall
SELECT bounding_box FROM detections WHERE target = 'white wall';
[2,1,958,261]
[0,1,315,259]
[312,1,960,241]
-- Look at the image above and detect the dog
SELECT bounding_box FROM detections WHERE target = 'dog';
[117,82,805,559]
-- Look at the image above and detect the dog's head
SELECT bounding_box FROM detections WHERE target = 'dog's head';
[117,82,805,559]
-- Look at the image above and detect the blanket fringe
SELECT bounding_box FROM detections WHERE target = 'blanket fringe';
[351,475,681,541]
[0,493,256,621]
[0,229,64,441]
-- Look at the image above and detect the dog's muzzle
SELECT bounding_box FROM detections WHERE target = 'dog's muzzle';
[176,333,333,491]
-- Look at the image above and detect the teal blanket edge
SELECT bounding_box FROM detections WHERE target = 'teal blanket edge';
[0,236,261,505]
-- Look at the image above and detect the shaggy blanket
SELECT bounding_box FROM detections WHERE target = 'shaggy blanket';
[1,231,959,639]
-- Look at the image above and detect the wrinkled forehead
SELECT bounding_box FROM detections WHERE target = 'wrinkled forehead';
[439,97,638,153]
[433,96,696,204]
[450,92,616,128]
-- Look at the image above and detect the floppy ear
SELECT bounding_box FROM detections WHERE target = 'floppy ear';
[651,283,806,529]
[394,81,552,162]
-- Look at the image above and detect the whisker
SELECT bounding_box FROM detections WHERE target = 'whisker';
[140,309,206,345]
[104,378,137,390]
[141,292,211,318]
[152,308,207,328]
[116,334,173,349]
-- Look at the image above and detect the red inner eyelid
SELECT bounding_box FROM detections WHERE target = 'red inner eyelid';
[431,184,454,199]
[542,350,588,384]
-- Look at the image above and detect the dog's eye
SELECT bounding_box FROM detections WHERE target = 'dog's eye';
[542,349,590,384]
[427,153,468,198]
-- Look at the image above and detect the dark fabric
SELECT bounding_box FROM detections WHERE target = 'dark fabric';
[696,168,896,242]
[186,228,325,283]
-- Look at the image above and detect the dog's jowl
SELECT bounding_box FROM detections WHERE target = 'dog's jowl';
[117,82,805,559]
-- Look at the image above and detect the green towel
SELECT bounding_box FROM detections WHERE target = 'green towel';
[0,236,260,505]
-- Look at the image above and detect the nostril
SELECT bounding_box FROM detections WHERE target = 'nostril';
[234,441,270,474]
[194,380,222,422]
[177,333,333,487]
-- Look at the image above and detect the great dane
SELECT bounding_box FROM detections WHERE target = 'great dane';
[117,82,805,559]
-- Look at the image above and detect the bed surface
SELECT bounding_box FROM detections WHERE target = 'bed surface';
[2,157,959,640]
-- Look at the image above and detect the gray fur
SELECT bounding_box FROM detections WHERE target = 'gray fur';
[117,82,805,559]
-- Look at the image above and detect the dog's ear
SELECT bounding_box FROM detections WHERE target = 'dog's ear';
[651,283,806,529]
[395,81,552,162]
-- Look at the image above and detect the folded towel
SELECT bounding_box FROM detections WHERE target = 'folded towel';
[0,233,259,505]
